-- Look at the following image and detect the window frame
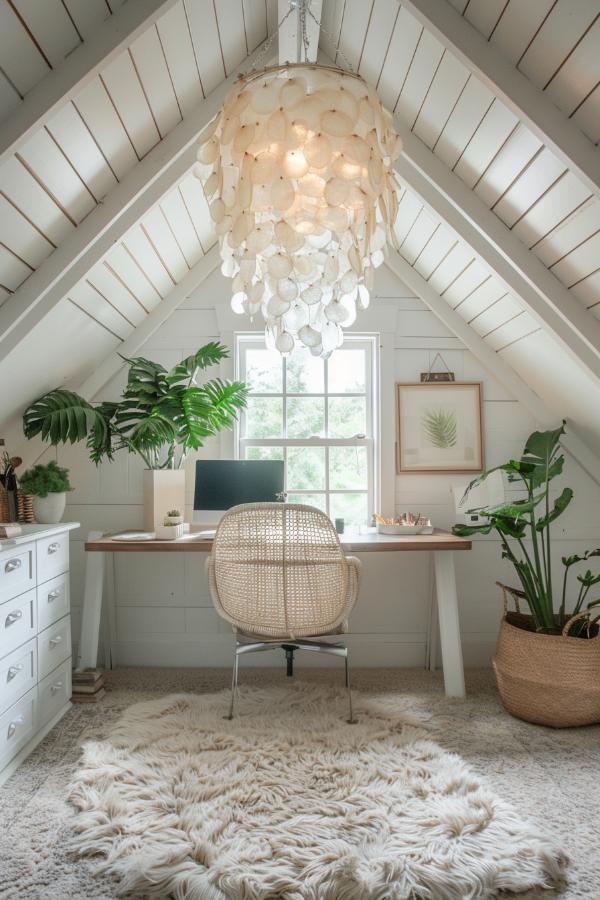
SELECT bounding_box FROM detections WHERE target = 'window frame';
[235,332,380,523]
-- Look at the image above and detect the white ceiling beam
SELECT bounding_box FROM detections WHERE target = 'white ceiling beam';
[394,125,600,386]
[401,0,600,196]
[385,249,600,488]
[0,41,277,365]
[78,244,221,400]
[278,0,323,63]
[0,0,179,165]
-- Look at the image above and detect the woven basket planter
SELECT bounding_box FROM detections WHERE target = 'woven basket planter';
[493,584,600,728]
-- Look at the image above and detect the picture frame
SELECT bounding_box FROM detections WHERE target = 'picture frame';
[396,382,484,474]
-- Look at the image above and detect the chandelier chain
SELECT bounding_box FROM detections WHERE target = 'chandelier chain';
[247,5,295,73]
[246,0,354,74]
[305,5,355,73]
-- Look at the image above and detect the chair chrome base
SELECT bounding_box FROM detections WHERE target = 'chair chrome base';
[225,636,356,724]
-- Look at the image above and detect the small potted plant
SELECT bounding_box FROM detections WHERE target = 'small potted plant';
[19,461,72,524]
[453,423,600,727]
[155,510,184,540]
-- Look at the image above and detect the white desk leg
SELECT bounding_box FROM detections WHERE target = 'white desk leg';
[433,551,466,698]
[76,531,105,671]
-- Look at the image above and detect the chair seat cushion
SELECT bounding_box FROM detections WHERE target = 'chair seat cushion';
[235,620,348,641]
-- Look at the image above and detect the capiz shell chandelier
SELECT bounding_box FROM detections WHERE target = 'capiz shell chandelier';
[196,63,402,357]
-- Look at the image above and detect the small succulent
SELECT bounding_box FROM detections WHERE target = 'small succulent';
[167,509,181,517]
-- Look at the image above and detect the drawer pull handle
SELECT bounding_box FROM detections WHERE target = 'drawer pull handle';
[4,558,21,573]
[5,609,23,627]
[7,664,23,682]
[50,681,64,693]
[7,715,24,739]
[49,635,63,648]
[48,589,61,601]
[47,542,60,555]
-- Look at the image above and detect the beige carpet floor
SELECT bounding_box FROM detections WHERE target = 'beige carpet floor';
[1,666,598,899]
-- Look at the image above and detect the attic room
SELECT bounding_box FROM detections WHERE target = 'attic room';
[1,0,599,896]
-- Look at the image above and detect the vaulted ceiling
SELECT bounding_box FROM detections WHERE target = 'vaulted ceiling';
[0,0,599,478]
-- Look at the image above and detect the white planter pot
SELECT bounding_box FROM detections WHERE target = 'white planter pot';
[155,523,184,540]
[143,469,186,531]
[32,492,66,524]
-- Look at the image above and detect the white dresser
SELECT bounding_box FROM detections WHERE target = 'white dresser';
[0,522,79,784]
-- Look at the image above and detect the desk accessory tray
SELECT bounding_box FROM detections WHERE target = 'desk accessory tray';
[376,521,433,535]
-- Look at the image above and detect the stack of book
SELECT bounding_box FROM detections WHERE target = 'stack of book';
[71,668,105,703]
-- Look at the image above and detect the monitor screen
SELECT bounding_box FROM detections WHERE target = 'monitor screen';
[193,460,285,511]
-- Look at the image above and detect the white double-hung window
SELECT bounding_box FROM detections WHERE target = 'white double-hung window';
[236,334,378,529]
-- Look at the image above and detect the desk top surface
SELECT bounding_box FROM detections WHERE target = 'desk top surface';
[85,528,471,553]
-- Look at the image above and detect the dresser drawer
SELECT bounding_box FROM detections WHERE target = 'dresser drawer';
[38,657,71,729]
[0,638,37,716]
[38,615,71,681]
[37,573,70,632]
[0,542,36,605]
[37,532,69,584]
[0,686,37,770]
[0,589,37,660]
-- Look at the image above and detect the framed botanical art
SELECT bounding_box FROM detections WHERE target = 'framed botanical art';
[396,382,484,474]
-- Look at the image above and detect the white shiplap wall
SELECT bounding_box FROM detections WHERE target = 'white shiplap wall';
[35,263,600,670]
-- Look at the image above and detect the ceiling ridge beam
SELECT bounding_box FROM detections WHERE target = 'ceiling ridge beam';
[77,244,220,400]
[394,126,600,386]
[385,249,600,487]
[0,41,277,366]
[0,0,180,165]
[401,0,600,196]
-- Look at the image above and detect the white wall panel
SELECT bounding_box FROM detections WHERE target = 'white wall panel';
[395,29,444,127]
[46,104,118,203]
[100,52,161,158]
[12,0,80,66]
[183,0,224,97]
[452,99,517,188]
[18,129,96,223]
[412,52,469,149]
[130,27,182,138]
[0,156,73,245]
[156,2,204,113]
[74,78,138,180]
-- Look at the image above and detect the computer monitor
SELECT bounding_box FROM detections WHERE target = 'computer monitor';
[193,459,285,524]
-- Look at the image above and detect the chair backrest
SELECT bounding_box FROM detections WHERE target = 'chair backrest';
[209,502,350,639]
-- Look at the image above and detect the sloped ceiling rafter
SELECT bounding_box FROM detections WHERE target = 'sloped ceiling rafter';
[445,0,600,148]
[0,0,181,164]
[402,0,600,195]
[325,1,600,332]
[393,125,600,385]
[0,0,274,308]
[0,38,278,363]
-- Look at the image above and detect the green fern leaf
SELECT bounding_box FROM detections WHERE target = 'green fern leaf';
[422,408,457,449]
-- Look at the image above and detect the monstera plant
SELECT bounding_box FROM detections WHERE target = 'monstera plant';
[23,342,247,470]
[452,422,599,637]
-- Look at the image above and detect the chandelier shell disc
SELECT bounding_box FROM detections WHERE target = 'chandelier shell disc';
[196,63,401,357]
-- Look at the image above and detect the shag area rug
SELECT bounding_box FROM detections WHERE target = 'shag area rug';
[68,683,567,899]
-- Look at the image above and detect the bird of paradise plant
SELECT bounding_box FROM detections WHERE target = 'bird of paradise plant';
[452,422,600,636]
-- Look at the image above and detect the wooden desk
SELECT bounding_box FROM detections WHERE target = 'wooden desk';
[80,528,471,697]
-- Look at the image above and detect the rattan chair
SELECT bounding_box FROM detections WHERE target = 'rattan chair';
[207,502,362,722]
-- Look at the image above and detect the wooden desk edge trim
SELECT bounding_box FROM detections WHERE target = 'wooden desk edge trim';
[85,533,472,552]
